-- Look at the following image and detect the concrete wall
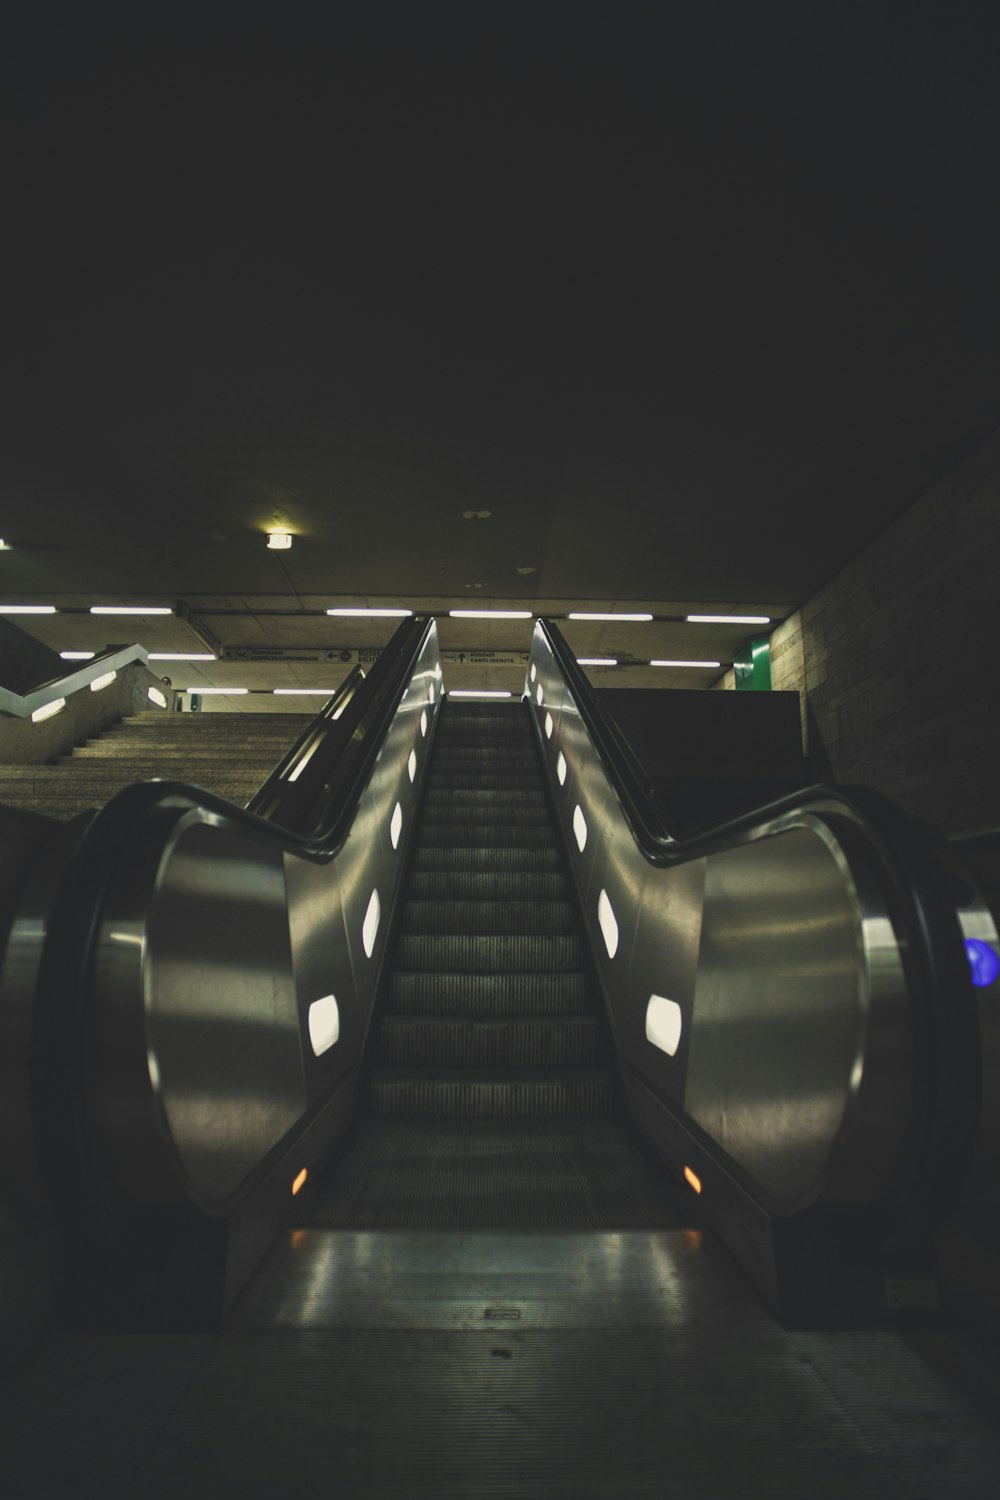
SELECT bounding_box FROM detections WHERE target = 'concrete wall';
[0,663,174,765]
[717,430,1000,837]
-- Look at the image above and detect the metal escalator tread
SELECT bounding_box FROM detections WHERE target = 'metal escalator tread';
[311,697,681,1231]
[301,1118,684,1229]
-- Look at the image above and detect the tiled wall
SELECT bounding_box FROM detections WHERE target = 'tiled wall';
[717,430,1000,836]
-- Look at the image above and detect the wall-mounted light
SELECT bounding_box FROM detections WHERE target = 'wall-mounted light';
[267,531,293,550]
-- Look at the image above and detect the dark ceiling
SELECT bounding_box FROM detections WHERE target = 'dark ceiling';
[2,3,999,643]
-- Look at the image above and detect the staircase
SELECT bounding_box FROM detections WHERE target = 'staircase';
[301,697,683,1230]
[0,710,310,821]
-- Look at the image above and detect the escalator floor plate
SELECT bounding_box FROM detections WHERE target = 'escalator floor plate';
[298,1117,686,1230]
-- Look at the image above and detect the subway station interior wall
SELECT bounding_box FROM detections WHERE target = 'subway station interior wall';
[717,429,1000,837]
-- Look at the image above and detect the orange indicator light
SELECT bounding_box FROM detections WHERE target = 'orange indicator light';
[291,1167,308,1196]
[683,1166,702,1195]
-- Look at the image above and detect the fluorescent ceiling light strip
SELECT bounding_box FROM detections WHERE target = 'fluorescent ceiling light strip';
[650,659,722,668]
[448,689,512,698]
[184,686,249,694]
[686,613,771,624]
[0,604,57,614]
[148,652,216,661]
[272,689,332,695]
[90,605,173,615]
[577,657,618,666]
[60,650,96,660]
[326,607,412,617]
[567,612,653,621]
[448,609,533,619]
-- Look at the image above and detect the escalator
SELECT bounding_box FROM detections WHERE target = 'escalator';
[1,616,998,1497]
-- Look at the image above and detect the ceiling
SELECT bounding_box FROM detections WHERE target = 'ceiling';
[2,4,999,705]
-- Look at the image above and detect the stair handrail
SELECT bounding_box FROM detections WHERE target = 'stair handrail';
[0,644,155,719]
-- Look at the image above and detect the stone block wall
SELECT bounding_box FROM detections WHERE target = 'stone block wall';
[716,429,1000,837]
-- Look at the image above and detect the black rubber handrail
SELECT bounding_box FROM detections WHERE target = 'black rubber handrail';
[245,664,366,823]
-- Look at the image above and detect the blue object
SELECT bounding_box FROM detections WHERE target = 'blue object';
[965,938,999,988]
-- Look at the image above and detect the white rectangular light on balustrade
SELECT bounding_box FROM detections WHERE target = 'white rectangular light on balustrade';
[90,606,173,615]
[147,687,168,708]
[448,609,533,619]
[184,686,249,694]
[60,650,96,660]
[90,671,117,692]
[448,689,512,698]
[1,605,57,614]
[148,652,216,661]
[31,697,65,722]
[650,659,721,669]
[577,657,618,666]
[568,612,653,621]
[686,614,771,624]
[326,607,412,617]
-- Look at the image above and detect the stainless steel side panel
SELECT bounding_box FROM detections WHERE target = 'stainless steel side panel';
[526,623,919,1216]
[87,626,443,1216]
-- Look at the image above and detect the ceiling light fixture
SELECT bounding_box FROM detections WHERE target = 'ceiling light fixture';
[686,614,771,625]
[568,612,653,622]
[272,689,332,695]
[60,650,96,660]
[184,686,249,694]
[148,652,217,661]
[0,539,10,550]
[650,659,722,668]
[448,609,533,619]
[577,657,619,666]
[448,689,513,698]
[90,606,173,615]
[326,607,413,617]
[267,531,293,550]
[0,604,57,614]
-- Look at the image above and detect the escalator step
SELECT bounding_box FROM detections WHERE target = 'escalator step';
[418,802,546,826]
[430,750,540,769]
[422,788,548,808]
[401,899,576,935]
[415,824,557,848]
[378,1016,600,1067]
[368,1067,614,1118]
[407,871,569,900]
[396,933,585,973]
[387,971,593,1016]
[425,773,545,791]
[411,845,563,872]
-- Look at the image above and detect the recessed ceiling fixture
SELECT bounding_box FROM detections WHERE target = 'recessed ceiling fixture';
[326,607,413,617]
[650,659,722,668]
[90,605,173,615]
[686,613,771,624]
[516,565,536,575]
[461,509,492,519]
[0,604,56,613]
[273,688,332,695]
[184,686,249,694]
[449,609,533,619]
[568,612,653,622]
[577,657,618,666]
[148,652,217,661]
[0,539,10,550]
[267,531,293,550]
